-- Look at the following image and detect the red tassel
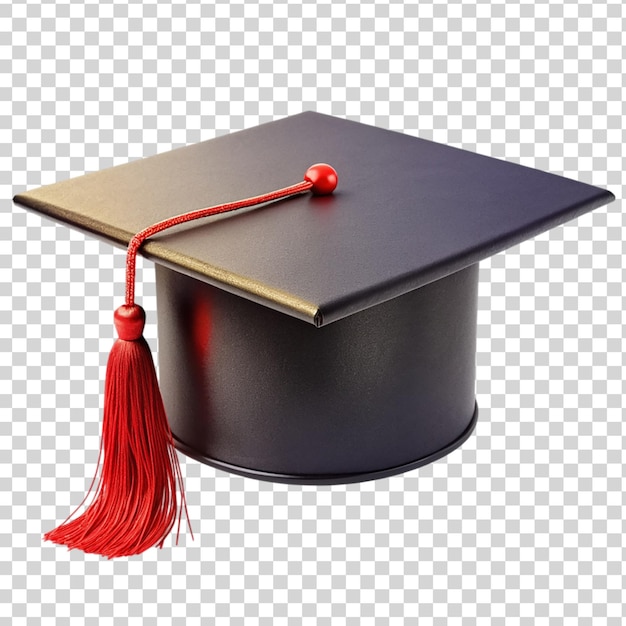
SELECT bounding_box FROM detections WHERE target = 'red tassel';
[44,305,191,558]
[44,164,338,558]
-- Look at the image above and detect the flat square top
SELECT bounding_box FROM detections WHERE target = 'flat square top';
[14,112,614,326]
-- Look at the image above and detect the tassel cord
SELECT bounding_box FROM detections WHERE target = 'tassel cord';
[125,180,312,306]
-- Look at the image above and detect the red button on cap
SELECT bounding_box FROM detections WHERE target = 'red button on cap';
[304,163,338,196]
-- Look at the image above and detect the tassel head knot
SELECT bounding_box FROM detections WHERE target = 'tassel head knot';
[114,304,146,340]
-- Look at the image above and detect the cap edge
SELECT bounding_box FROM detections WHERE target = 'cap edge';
[13,192,132,248]
[315,187,616,326]
[143,241,322,326]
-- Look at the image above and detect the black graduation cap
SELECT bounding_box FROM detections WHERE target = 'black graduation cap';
[14,112,614,555]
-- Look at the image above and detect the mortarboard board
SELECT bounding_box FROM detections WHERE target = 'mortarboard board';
[13,111,615,556]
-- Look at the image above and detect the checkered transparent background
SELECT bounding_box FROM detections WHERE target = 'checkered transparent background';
[2,0,625,624]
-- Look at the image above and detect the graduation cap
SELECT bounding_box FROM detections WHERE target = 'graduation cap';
[14,112,614,558]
